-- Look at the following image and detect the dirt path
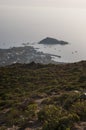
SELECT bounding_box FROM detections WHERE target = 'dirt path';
[73,122,86,130]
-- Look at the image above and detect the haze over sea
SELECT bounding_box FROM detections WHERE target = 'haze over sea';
[0,0,86,63]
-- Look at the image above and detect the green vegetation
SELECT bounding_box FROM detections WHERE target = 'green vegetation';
[0,61,86,130]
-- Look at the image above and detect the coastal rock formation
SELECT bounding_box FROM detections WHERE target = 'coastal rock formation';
[0,46,60,66]
[39,37,68,45]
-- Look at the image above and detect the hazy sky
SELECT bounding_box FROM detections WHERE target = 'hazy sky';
[0,0,86,45]
[0,0,86,62]
[0,0,86,8]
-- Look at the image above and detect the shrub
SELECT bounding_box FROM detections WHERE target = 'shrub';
[38,105,61,123]
[38,104,80,130]
[71,102,86,121]
[25,104,38,120]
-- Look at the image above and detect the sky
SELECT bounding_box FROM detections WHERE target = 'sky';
[0,0,86,46]
[0,0,86,8]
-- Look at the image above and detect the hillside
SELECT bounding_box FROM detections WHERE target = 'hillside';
[39,37,68,45]
[0,61,86,130]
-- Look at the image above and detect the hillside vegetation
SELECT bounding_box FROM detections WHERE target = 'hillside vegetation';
[0,61,86,130]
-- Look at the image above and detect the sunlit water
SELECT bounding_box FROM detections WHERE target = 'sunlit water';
[29,42,86,63]
[0,6,86,63]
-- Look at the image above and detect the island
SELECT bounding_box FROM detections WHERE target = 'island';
[39,37,69,45]
[0,46,61,67]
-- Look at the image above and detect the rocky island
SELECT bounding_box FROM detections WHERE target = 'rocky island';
[39,37,69,45]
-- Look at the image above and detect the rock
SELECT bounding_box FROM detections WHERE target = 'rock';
[0,46,58,66]
[39,37,68,45]
[25,128,31,130]
[72,122,86,130]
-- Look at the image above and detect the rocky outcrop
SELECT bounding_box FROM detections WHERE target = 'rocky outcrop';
[72,122,86,130]
[39,37,68,45]
[0,46,59,66]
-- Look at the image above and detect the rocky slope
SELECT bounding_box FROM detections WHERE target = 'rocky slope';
[0,46,61,67]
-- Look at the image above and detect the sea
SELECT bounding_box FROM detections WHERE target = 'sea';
[0,6,86,63]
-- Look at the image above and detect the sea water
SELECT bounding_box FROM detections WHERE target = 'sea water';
[0,6,86,62]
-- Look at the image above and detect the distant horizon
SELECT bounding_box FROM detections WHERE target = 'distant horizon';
[0,0,86,62]
[0,0,86,44]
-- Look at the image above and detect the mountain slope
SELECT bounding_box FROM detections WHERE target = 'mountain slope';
[0,61,86,130]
